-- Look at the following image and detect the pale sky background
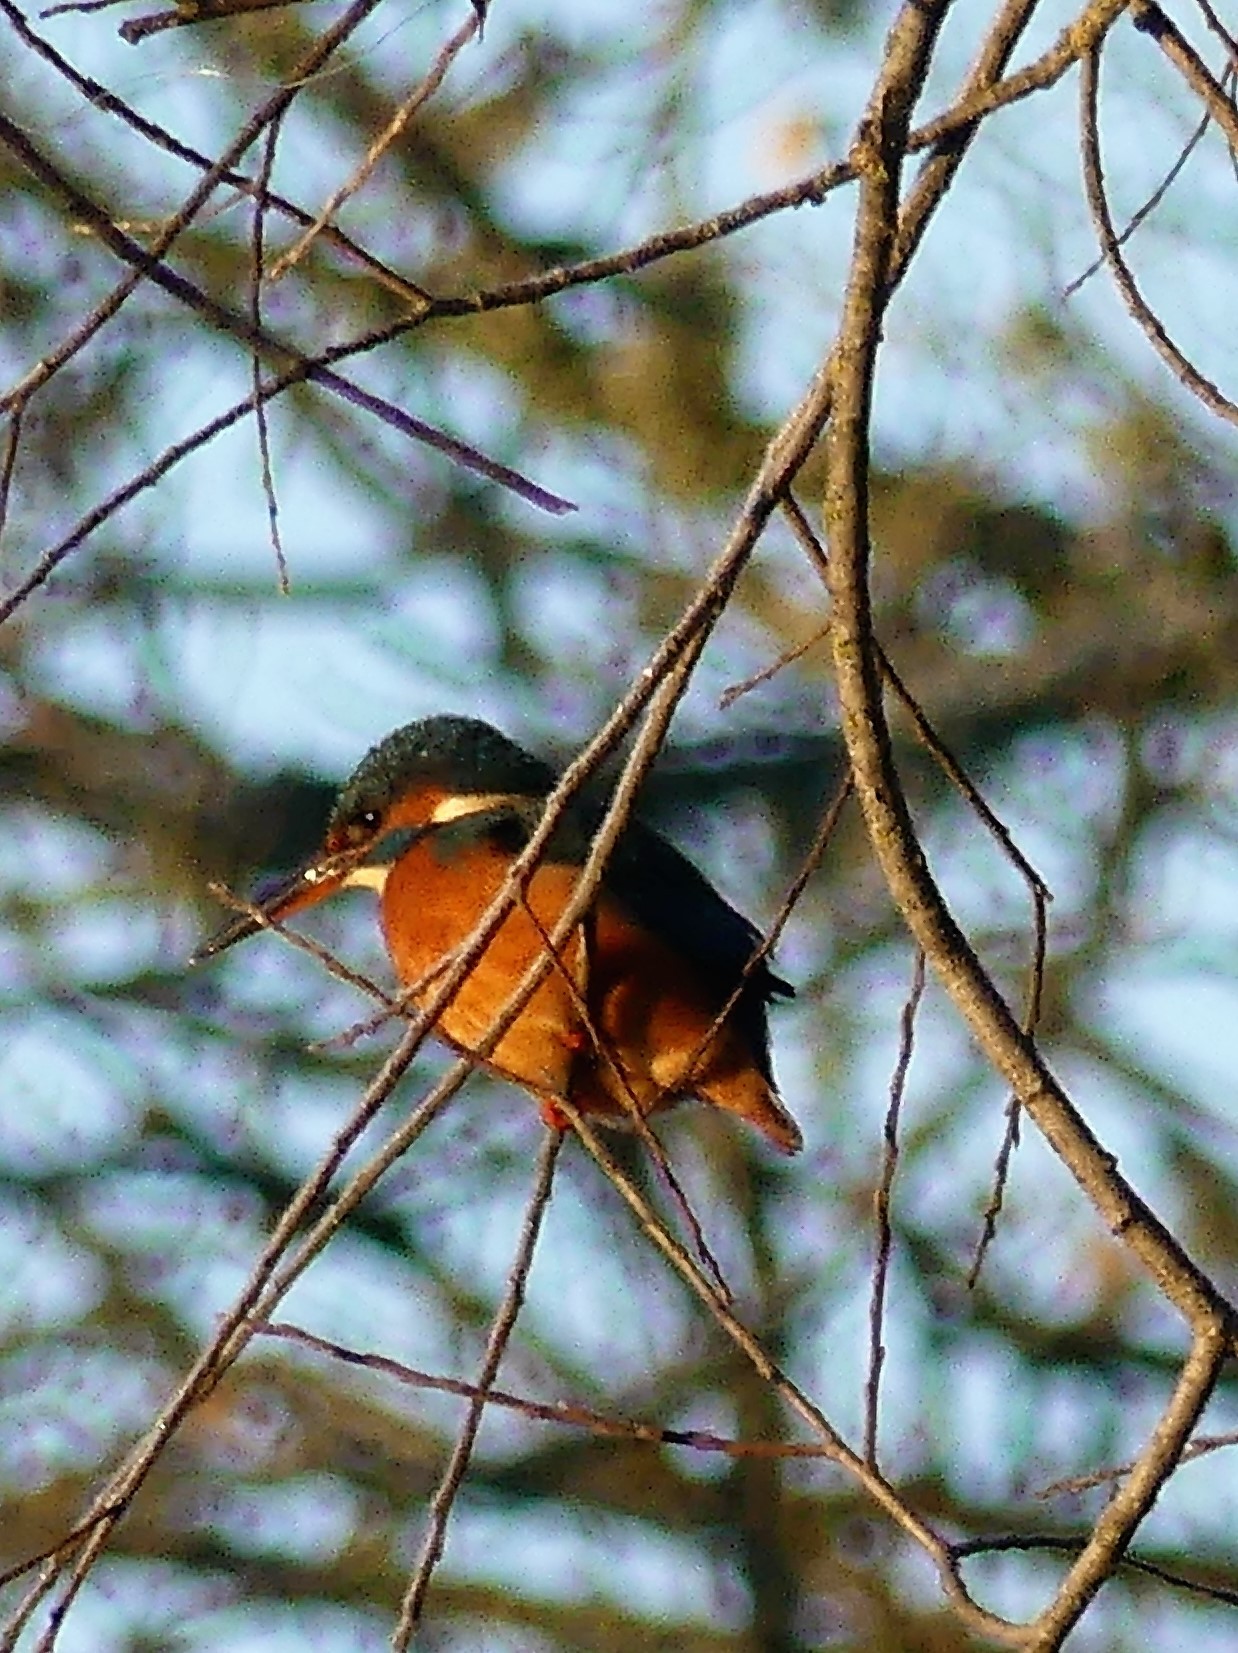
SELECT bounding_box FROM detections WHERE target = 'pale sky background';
[6,0,1238,1646]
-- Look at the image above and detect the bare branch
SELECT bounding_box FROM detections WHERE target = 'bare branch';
[0,112,574,527]
[865,949,925,1468]
[393,1128,562,1642]
[249,120,289,594]
[117,0,319,43]
[1,0,387,411]
[268,7,482,281]
[1,0,428,302]
[255,1318,899,1458]
[1078,39,1238,424]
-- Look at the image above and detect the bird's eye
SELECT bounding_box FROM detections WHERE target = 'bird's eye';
[344,810,380,845]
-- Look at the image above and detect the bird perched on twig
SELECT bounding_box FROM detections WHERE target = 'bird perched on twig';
[194,715,800,1152]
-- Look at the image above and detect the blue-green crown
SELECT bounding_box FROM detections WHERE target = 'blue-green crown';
[329,715,555,832]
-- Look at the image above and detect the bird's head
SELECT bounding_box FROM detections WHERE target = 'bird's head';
[192,715,554,961]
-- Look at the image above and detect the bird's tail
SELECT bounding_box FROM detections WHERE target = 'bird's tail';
[698,1070,802,1154]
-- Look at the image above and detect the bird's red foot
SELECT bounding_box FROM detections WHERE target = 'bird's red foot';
[538,1097,572,1133]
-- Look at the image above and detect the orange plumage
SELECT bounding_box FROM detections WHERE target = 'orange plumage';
[195,716,800,1153]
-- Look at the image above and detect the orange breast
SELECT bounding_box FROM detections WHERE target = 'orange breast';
[380,833,588,1099]
[379,827,800,1151]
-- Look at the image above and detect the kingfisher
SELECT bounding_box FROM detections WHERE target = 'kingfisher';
[194,715,801,1153]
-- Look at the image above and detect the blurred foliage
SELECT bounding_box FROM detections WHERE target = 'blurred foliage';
[3,1,1238,1650]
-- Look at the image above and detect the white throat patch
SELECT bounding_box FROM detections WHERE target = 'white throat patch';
[341,862,391,892]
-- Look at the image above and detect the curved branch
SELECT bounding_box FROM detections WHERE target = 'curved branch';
[1078,41,1238,424]
[1027,1323,1228,1647]
[824,15,1233,1350]
[821,0,1238,1642]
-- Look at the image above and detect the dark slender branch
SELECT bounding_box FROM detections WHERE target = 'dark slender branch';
[393,1128,562,1644]
[0,0,428,302]
[2,0,387,411]
[1063,91,1216,298]
[1193,0,1238,60]
[249,121,289,594]
[255,1319,868,1457]
[865,949,925,1467]
[1078,39,1238,424]
[0,110,574,526]
[954,1531,1238,1609]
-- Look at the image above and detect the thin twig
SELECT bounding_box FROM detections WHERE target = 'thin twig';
[254,1319,862,1458]
[781,487,1054,1288]
[672,771,853,1103]
[269,7,481,281]
[1036,1426,1238,1499]
[1063,95,1215,298]
[1193,0,1238,60]
[968,882,1047,1288]
[0,0,1088,625]
[718,624,831,708]
[1078,34,1238,424]
[249,121,289,594]
[968,1096,1024,1288]
[204,881,398,1008]
[1,0,429,303]
[865,948,925,1468]
[0,1503,127,1594]
[392,1128,562,1644]
[0,364,309,627]
[0,405,21,548]
[39,0,123,14]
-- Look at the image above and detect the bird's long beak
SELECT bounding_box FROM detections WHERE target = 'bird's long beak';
[189,857,349,964]
[190,825,427,965]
